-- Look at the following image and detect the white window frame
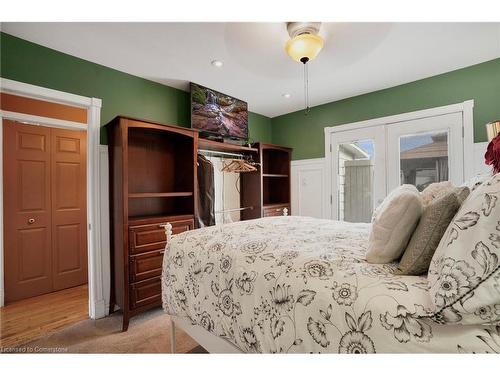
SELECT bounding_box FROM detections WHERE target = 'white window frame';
[324,100,474,220]
[0,78,106,319]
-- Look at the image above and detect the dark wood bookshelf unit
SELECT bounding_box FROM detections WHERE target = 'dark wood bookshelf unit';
[107,117,197,331]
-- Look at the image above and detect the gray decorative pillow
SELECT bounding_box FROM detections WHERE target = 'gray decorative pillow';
[420,181,454,206]
[396,187,470,276]
[428,173,500,325]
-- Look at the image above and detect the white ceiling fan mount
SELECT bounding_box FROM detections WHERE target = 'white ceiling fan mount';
[286,22,322,38]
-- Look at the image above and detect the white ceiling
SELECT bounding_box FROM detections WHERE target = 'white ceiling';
[3,22,500,117]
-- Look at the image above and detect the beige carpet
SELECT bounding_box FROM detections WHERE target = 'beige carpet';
[19,308,207,353]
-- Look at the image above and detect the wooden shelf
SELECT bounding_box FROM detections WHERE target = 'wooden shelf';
[263,174,289,178]
[263,203,290,209]
[198,138,258,153]
[128,192,193,198]
[128,213,194,224]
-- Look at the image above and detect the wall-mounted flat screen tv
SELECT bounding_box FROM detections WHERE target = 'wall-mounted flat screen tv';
[190,82,248,140]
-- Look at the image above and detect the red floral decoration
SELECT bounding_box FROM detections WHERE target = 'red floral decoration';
[485,134,500,174]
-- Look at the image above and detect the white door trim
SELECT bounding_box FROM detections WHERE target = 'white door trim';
[0,78,106,319]
[0,110,88,131]
[324,100,475,219]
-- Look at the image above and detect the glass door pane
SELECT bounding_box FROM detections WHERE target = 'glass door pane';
[338,140,374,222]
[386,112,463,192]
[331,126,386,222]
[399,131,449,191]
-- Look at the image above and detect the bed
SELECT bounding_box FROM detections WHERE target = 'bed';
[161,216,500,353]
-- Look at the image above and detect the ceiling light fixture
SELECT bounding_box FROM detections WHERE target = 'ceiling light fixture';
[285,22,324,114]
[211,60,223,68]
[282,93,291,99]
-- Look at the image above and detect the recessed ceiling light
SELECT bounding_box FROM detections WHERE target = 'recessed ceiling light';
[282,93,291,99]
[211,60,223,68]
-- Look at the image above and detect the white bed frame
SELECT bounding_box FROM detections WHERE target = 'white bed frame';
[170,315,243,353]
[163,223,243,354]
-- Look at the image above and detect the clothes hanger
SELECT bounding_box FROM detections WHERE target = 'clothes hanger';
[221,159,239,172]
[221,159,257,173]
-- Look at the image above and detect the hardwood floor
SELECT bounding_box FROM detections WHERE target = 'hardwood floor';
[0,284,89,349]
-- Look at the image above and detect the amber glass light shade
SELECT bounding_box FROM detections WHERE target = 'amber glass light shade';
[285,33,324,63]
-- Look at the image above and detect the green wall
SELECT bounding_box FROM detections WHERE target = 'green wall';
[0,32,272,144]
[271,58,500,160]
[248,112,272,143]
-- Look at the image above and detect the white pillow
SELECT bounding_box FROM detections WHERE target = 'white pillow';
[366,185,423,264]
[428,173,500,325]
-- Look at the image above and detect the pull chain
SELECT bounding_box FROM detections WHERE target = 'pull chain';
[303,62,310,115]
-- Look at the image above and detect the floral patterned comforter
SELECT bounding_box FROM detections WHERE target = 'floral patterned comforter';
[161,216,500,353]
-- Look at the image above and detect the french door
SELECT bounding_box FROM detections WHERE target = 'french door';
[330,112,464,222]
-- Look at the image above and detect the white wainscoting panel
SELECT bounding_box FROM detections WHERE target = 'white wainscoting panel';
[473,142,490,176]
[291,158,326,219]
[99,145,111,315]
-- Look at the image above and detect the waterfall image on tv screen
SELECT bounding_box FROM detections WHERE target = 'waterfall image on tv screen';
[191,83,248,139]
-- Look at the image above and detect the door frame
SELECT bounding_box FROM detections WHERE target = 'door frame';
[324,100,474,220]
[0,78,106,319]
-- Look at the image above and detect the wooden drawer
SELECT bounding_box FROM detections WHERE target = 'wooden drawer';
[129,277,162,310]
[129,218,194,255]
[129,250,164,282]
[263,204,290,217]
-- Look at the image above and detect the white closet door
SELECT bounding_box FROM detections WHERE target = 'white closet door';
[386,112,464,192]
[330,126,386,222]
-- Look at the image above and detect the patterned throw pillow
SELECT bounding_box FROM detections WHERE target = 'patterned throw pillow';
[428,173,500,325]
[396,187,470,276]
[460,173,491,193]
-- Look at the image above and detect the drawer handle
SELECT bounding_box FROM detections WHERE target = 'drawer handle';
[275,208,280,212]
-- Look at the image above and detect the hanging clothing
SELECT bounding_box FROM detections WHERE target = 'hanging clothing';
[196,154,216,227]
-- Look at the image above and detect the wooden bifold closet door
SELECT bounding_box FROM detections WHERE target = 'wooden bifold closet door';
[4,120,88,303]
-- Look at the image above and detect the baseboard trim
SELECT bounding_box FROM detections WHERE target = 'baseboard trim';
[91,298,107,320]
